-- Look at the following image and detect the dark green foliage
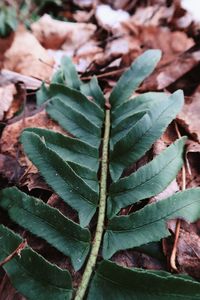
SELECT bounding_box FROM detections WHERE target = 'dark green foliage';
[88,261,200,300]
[0,225,72,300]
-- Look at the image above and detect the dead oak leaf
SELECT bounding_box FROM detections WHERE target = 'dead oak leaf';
[31,14,97,54]
[177,92,200,142]
[3,26,54,81]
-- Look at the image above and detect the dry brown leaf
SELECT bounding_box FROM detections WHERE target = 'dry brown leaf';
[95,4,130,32]
[1,110,66,159]
[113,250,165,271]
[0,84,17,121]
[3,26,54,81]
[31,14,96,54]
[184,140,200,189]
[142,45,200,91]
[0,110,67,187]
[176,229,200,280]
[177,91,200,142]
[0,32,15,68]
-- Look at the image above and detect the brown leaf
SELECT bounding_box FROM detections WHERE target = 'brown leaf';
[184,140,200,189]
[142,45,200,91]
[0,84,17,121]
[176,229,200,280]
[177,91,200,142]
[3,26,54,81]
[0,110,66,186]
[31,14,96,54]
[95,4,130,32]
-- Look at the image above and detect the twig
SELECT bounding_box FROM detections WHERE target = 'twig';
[0,239,27,267]
[81,68,127,81]
[170,122,186,271]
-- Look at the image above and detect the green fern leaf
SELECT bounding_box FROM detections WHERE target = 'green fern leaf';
[20,131,98,226]
[0,225,72,300]
[88,260,200,300]
[0,187,91,270]
[107,137,186,218]
[103,188,200,259]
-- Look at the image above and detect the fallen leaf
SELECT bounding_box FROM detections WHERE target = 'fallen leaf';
[1,110,65,153]
[184,140,200,189]
[95,4,130,32]
[177,229,200,280]
[31,14,97,55]
[0,84,16,121]
[3,26,54,81]
[142,45,200,90]
[177,89,200,142]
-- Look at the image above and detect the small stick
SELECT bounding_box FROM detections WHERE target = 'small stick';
[81,68,127,81]
[0,239,27,267]
[170,122,186,271]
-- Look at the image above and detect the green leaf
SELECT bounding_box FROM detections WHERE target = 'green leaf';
[60,56,82,90]
[0,187,91,271]
[81,76,105,109]
[0,225,72,300]
[36,82,51,106]
[23,127,99,173]
[51,56,82,89]
[111,92,168,127]
[0,6,18,37]
[110,90,184,181]
[103,188,200,259]
[47,84,103,126]
[109,49,161,109]
[107,137,186,218]
[20,131,98,227]
[88,260,200,300]
[47,97,101,147]
[45,84,104,147]
[68,162,99,192]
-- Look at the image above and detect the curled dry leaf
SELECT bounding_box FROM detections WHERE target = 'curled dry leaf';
[178,90,200,142]
[3,26,54,81]
[31,14,96,54]
[0,84,16,121]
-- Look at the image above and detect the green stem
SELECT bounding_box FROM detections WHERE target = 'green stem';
[74,109,110,300]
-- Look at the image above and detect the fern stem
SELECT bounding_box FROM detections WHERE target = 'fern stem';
[74,109,110,300]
